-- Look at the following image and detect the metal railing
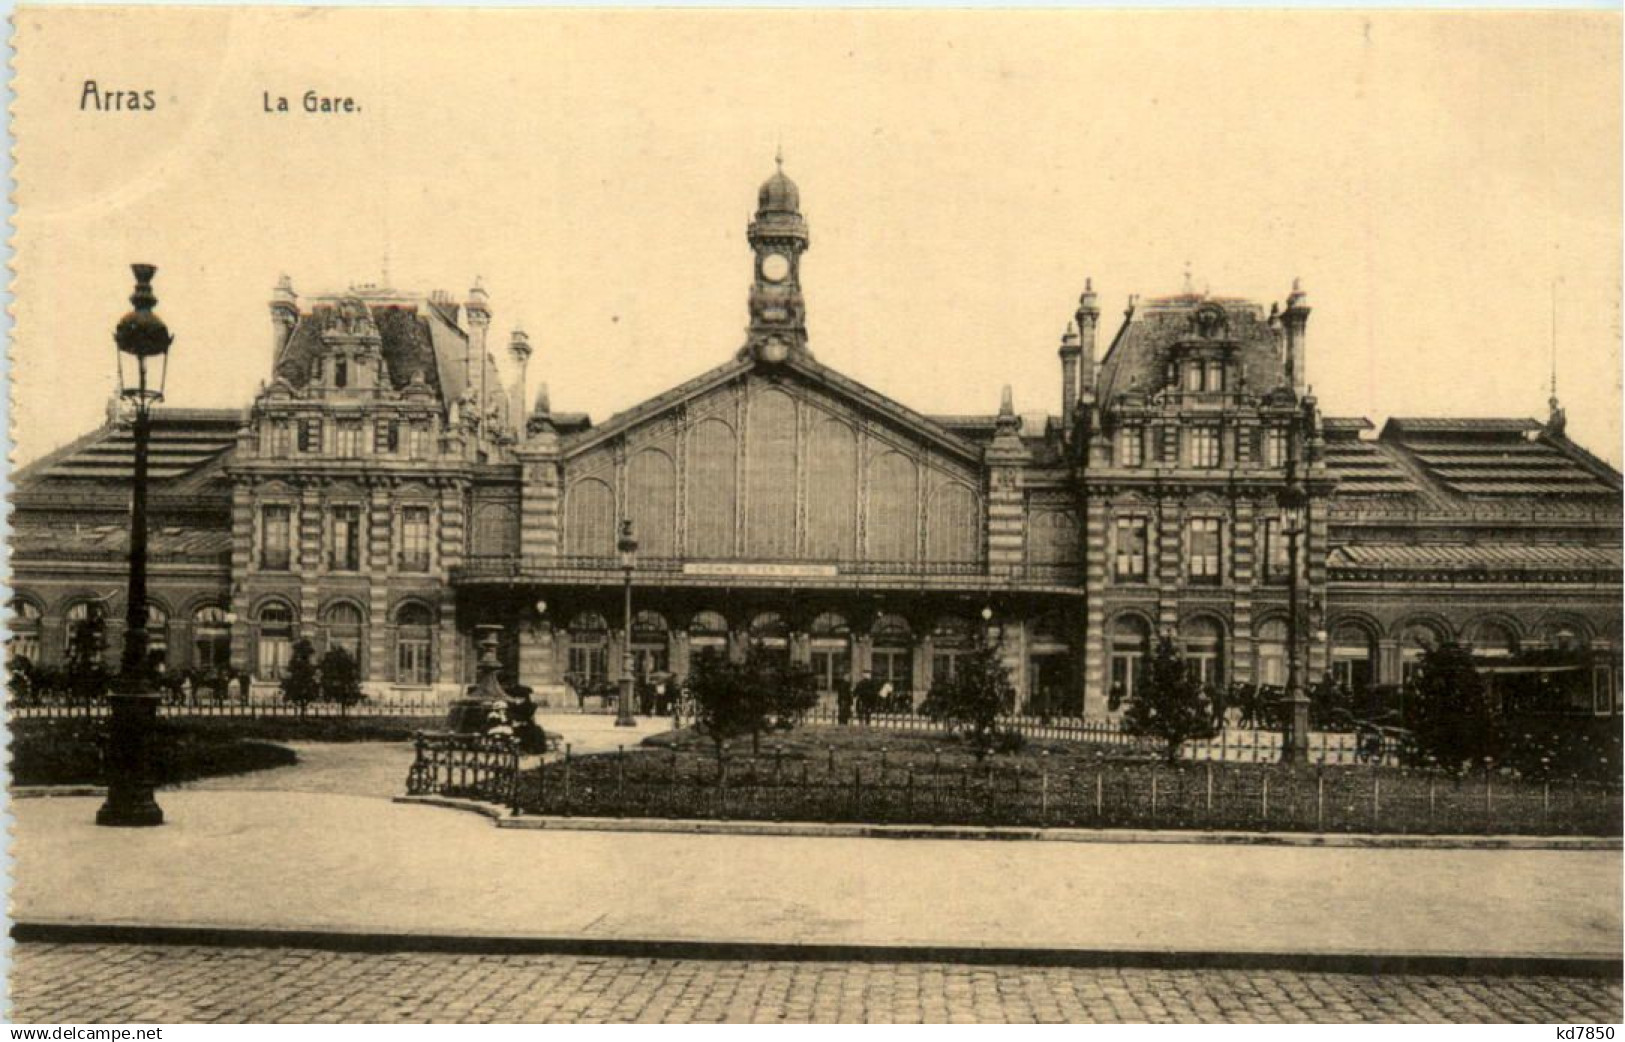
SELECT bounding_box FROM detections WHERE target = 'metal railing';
[451,555,1082,585]
[406,732,521,811]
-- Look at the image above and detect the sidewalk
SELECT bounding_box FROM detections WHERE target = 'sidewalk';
[12,787,1621,966]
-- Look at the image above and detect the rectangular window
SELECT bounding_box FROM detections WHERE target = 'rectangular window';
[1189,428,1220,469]
[400,507,431,572]
[267,420,292,457]
[375,418,399,454]
[1205,360,1225,392]
[312,356,324,383]
[331,505,361,571]
[257,634,292,680]
[298,418,322,454]
[1188,518,1221,584]
[397,638,432,685]
[334,421,362,458]
[1118,428,1143,468]
[569,643,608,680]
[334,358,349,389]
[1259,517,1291,582]
[409,422,431,460]
[1184,363,1203,393]
[260,505,292,571]
[1114,517,1148,582]
[1264,428,1289,469]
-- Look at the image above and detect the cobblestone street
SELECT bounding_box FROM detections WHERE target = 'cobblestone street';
[10,944,1620,1024]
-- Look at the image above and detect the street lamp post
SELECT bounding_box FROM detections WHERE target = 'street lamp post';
[615,519,638,727]
[97,264,173,827]
[1279,402,1313,767]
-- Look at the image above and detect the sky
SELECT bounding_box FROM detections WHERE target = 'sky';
[11,9,1622,466]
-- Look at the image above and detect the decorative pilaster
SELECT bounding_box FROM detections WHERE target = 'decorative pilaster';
[1081,495,1109,715]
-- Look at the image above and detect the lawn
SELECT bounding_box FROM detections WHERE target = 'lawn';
[513,724,1622,836]
[10,718,298,787]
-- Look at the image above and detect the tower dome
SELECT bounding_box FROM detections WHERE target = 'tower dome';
[757,152,800,215]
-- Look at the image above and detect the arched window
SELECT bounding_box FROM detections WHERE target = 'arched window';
[193,605,232,673]
[255,601,296,680]
[688,610,730,660]
[394,602,435,685]
[1255,618,1288,688]
[809,612,851,693]
[568,611,610,682]
[1110,616,1150,702]
[870,614,913,695]
[1183,617,1225,690]
[631,610,669,677]
[1543,623,1589,652]
[1330,622,1376,692]
[8,598,42,666]
[1400,621,1445,686]
[1470,620,1518,660]
[323,602,366,671]
[930,615,973,684]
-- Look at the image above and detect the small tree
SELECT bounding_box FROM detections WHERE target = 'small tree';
[684,649,765,764]
[1407,640,1500,773]
[318,646,363,717]
[1122,634,1217,763]
[280,638,320,717]
[919,639,1017,761]
[65,610,112,703]
[765,657,819,734]
[7,655,36,705]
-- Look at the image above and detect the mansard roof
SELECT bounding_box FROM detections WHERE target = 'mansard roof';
[1095,294,1288,406]
[559,352,984,465]
[272,293,509,416]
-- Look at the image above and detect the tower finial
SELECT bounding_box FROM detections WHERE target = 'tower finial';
[1182,261,1194,295]
[775,142,784,170]
[1550,277,1561,407]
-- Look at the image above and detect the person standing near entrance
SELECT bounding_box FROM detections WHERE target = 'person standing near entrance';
[855,671,879,726]
[835,677,853,725]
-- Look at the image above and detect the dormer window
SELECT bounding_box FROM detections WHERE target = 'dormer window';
[334,358,349,388]
[1205,360,1225,392]
[312,357,324,383]
[1184,363,1203,393]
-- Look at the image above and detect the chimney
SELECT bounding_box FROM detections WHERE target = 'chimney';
[1075,277,1100,396]
[508,325,532,431]
[464,279,491,424]
[1058,322,1080,437]
[1282,278,1310,396]
[269,274,298,378]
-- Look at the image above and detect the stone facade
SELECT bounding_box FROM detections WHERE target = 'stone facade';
[11,164,1622,714]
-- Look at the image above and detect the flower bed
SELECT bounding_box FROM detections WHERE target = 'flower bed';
[512,726,1622,836]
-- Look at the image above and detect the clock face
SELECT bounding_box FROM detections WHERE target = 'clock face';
[761,252,791,283]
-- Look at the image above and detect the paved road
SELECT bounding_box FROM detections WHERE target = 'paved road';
[10,943,1618,1023]
[15,791,1620,960]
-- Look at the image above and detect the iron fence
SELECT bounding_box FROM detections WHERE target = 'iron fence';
[509,746,1622,836]
[8,695,447,720]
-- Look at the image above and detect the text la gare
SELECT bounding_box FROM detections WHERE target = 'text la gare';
[263,91,361,114]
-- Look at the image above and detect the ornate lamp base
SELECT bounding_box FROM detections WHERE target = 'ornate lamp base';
[96,691,165,827]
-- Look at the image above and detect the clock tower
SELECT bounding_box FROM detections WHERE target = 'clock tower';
[741,151,810,364]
